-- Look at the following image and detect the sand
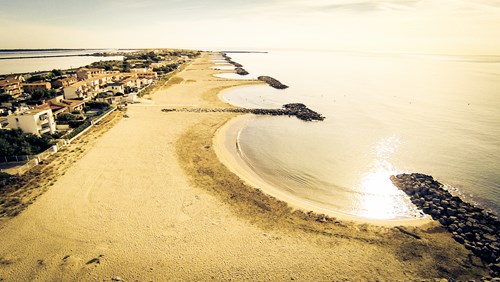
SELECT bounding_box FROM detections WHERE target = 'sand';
[0,53,489,281]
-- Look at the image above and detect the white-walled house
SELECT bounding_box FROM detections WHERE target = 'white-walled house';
[7,108,56,135]
[122,75,139,89]
[76,68,104,80]
[63,74,123,100]
[63,81,87,99]
[106,82,124,94]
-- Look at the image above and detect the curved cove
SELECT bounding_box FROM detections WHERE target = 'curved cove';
[218,51,500,219]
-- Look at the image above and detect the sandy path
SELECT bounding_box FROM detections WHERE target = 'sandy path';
[0,54,488,281]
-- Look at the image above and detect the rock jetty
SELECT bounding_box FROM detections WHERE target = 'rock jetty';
[391,173,499,276]
[161,103,324,122]
[221,53,243,68]
[235,67,249,75]
[257,76,289,89]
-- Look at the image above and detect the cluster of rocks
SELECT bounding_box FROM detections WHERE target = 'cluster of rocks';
[391,173,499,276]
[161,103,324,122]
[221,53,243,68]
[235,67,249,75]
[219,53,289,89]
[257,76,289,89]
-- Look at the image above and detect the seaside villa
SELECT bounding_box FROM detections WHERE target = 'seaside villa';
[36,96,85,118]
[52,76,78,89]
[6,108,56,135]
[76,68,105,80]
[0,78,22,98]
[22,82,52,94]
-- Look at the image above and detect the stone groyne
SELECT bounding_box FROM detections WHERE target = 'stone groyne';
[219,53,289,88]
[235,67,249,76]
[391,173,499,276]
[257,76,289,89]
[162,103,324,122]
[221,53,243,68]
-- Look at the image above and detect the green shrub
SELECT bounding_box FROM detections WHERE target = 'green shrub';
[0,129,52,156]
[68,120,85,128]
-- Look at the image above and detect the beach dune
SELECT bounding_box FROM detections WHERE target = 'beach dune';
[0,53,488,281]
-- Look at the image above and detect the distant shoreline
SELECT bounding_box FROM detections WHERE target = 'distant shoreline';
[218,50,268,54]
[0,54,118,60]
[0,48,136,52]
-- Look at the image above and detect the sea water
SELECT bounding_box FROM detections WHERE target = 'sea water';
[0,50,124,75]
[219,51,500,220]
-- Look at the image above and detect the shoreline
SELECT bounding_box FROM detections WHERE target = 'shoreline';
[0,52,489,280]
[213,114,432,227]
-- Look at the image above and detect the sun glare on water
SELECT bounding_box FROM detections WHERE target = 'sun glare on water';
[357,136,419,220]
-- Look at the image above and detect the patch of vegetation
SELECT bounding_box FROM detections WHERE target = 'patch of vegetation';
[63,120,91,140]
[23,89,59,105]
[87,60,122,71]
[0,129,52,156]
[0,94,13,103]
[56,113,85,128]
[85,101,110,110]
[153,63,179,74]
[0,172,18,190]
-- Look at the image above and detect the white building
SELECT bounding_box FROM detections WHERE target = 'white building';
[106,82,124,94]
[76,68,104,80]
[63,80,88,99]
[7,108,56,135]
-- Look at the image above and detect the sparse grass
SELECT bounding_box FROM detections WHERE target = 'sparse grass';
[167,77,184,85]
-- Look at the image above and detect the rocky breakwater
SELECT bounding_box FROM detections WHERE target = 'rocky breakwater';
[162,103,324,122]
[221,53,243,68]
[391,173,499,276]
[257,76,289,89]
[220,53,248,75]
[235,67,249,76]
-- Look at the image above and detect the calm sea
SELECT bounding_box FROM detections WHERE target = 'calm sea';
[219,51,500,220]
[0,50,123,75]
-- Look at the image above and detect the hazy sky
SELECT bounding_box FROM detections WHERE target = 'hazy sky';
[1,0,500,54]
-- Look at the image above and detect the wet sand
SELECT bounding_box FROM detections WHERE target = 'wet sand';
[0,53,489,281]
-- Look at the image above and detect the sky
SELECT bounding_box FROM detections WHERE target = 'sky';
[1,0,500,54]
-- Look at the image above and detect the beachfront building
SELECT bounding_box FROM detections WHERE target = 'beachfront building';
[136,72,158,79]
[134,72,157,87]
[130,67,150,73]
[150,62,166,69]
[22,82,52,94]
[64,73,123,100]
[36,96,85,117]
[121,74,139,90]
[106,82,125,94]
[76,68,104,80]
[52,76,77,88]
[0,78,22,98]
[63,81,88,99]
[6,108,56,135]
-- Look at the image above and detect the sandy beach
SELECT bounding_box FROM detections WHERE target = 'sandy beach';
[0,53,489,281]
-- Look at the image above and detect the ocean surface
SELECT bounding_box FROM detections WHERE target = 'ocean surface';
[0,50,124,75]
[217,51,500,220]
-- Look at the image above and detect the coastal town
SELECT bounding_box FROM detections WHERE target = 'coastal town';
[0,49,199,166]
